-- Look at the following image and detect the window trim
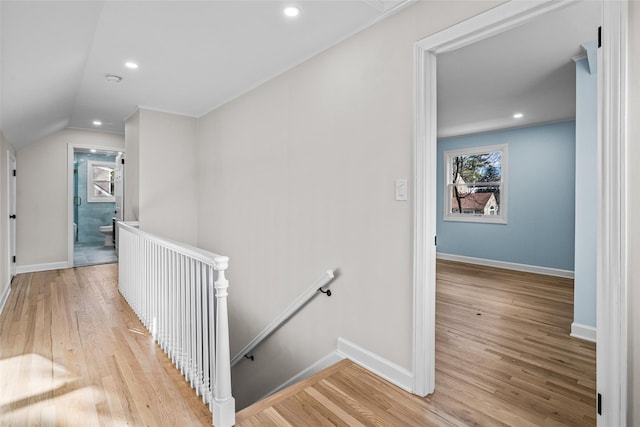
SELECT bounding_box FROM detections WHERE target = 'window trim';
[87,160,115,203]
[443,143,508,224]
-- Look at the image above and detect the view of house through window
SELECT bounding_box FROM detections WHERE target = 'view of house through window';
[87,160,115,203]
[444,144,507,224]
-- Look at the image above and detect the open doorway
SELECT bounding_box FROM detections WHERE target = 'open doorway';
[433,3,598,423]
[412,0,628,424]
[68,145,124,267]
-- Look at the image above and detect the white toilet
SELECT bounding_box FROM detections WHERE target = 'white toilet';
[98,225,114,247]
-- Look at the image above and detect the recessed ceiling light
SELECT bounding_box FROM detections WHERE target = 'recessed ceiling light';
[125,62,138,69]
[105,74,123,83]
[90,149,97,153]
[284,6,299,17]
[93,120,102,126]
[513,113,524,119]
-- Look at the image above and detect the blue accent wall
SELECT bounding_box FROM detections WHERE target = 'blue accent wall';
[74,152,116,244]
[574,50,597,328]
[437,121,576,271]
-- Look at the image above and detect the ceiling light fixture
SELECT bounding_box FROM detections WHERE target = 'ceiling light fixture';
[90,149,97,153]
[105,74,123,83]
[513,113,524,119]
[93,120,102,126]
[284,6,299,17]
[125,62,138,69]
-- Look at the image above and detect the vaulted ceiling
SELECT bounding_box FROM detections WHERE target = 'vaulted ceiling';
[0,0,411,149]
[1,1,602,150]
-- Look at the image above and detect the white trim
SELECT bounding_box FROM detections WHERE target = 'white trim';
[571,322,597,343]
[337,337,413,393]
[16,261,69,274]
[261,351,344,400]
[0,284,10,316]
[414,3,627,423]
[66,126,124,137]
[412,0,575,399]
[86,160,116,203]
[136,105,199,119]
[436,253,574,279]
[443,143,508,224]
[412,38,437,397]
[597,2,628,425]
[417,1,577,55]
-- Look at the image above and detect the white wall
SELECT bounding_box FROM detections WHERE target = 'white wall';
[128,109,199,245]
[0,131,16,310]
[628,1,640,424]
[8,0,637,418]
[197,0,502,408]
[124,111,140,222]
[16,129,124,268]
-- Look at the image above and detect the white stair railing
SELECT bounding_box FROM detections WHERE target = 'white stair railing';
[117,222,235,427]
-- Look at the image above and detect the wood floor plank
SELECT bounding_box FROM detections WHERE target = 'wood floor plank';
[1,260,596,426]
[0,264,212,426]
[238,260,596,426]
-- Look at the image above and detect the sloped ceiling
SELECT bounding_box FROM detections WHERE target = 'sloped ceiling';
[1,0,602,149]
[0,0,411,149]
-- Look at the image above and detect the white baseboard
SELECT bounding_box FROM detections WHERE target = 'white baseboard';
[571,322,596,343]
[262,351,344,400]
[337,337,413,393]
[0,284,10,316]
[16,261,70,274]
[436,253,574,279]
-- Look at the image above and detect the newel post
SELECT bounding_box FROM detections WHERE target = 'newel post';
[211,256,235,427]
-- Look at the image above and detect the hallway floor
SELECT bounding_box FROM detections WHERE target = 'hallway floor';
[73,242,117,266]
[0,265,212,426]
[0,262,596,426]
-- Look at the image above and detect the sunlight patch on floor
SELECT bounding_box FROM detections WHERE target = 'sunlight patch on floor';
[0,353,127,426]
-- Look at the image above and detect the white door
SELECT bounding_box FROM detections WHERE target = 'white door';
[8,154,16,280]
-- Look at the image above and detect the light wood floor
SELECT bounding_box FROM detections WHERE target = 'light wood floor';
[0,265,212,426]
[237,260,596,426]
[0,261,596,426]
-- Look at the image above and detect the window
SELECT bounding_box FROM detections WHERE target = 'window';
[87,160,115,203]
[443,144,507,224]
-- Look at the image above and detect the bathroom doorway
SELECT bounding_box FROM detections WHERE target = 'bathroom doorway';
[68,145,123,267]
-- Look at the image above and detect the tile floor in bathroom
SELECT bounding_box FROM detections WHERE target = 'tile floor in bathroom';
[74,243,118,267]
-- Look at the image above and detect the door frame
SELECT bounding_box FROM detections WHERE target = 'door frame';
[7,151,16,282]
[67,144,125,267]
[412,1,628,425]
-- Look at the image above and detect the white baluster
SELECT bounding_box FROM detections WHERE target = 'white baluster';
[195,261,203,397]
[204,266,212,404]
[116,224,235,427]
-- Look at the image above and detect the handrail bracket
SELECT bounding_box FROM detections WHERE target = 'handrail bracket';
[318,287,332,297]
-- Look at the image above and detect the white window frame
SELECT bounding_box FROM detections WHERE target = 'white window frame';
[443,144,507,224]
[87,160,115,203]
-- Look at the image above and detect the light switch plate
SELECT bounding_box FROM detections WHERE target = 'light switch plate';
[395,179,408,201]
